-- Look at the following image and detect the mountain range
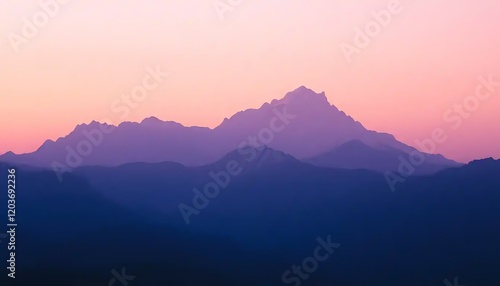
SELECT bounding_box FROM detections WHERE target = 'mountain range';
[1,86,498,285]
[0,86,461,174]
[1,156,499,285]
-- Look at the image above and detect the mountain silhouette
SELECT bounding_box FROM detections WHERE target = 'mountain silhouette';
[0,86,459,173]
[2,158,498,285]
[304,139,459,174]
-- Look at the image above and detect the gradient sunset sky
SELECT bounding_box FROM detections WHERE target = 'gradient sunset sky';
[1,0,499,162]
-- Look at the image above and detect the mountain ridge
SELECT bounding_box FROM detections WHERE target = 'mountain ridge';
[0,86,462,173]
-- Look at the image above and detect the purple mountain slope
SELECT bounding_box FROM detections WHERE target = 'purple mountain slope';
[0,86,460,171]
[200,146,303,175]
[212,86,456,164]
[304,139,459,175]
[1,118,215,167]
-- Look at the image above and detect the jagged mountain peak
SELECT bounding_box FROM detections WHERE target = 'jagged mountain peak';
[278,85,329,108]
[141,116,164,124]
[0,86,460,171]
[283,85,325,99]
[207,146,301,172]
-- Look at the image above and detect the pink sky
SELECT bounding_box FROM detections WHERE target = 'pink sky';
[1,0,499,162]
